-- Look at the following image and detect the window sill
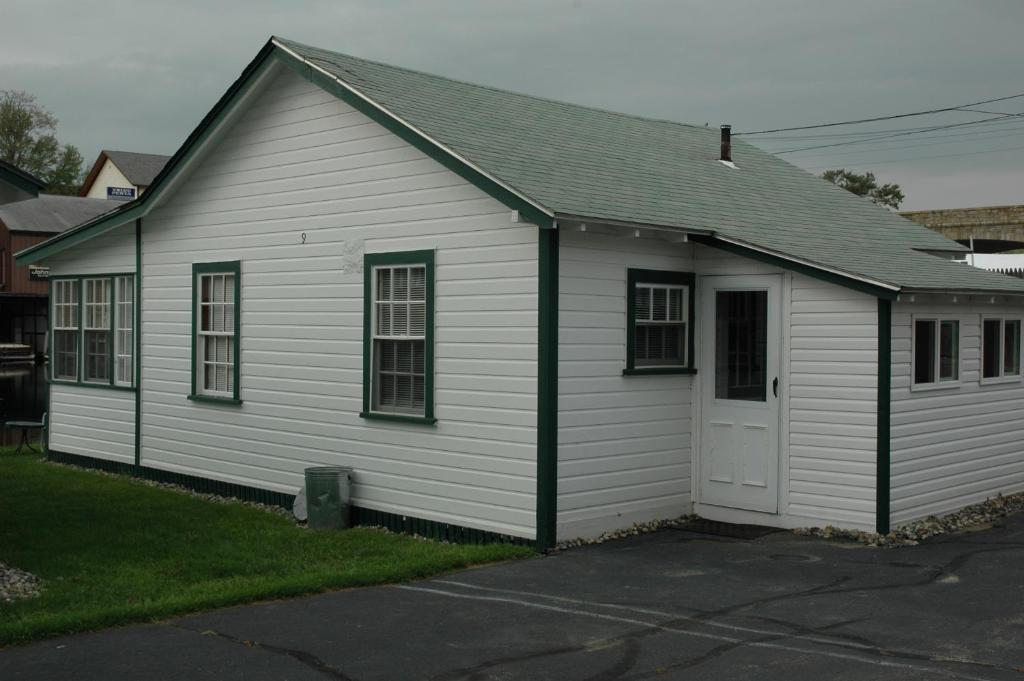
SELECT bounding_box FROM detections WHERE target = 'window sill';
[359,411,437,425]
[979,375,1022,386]
[47,379,136,392]
[910,381,961,392]
[623,367,697,376]
[188,394,243,405]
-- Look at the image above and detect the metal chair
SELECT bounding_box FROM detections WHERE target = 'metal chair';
[4,412,46,455]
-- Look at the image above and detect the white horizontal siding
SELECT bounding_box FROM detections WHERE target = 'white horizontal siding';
[139,64,538,539]
[47,221,136,276]
[891,297,1024,525]
[787,274,877,530]
[557,230,694,540]
[693,245,877,531]
[48,386,135,463]
[44,220,137,462]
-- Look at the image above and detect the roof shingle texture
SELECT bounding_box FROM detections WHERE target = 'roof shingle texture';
[280,38,1024,293]
[104,151,170,187]
[0,195,115,233]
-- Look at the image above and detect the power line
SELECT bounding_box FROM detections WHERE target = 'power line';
[751,115,1024,141]
[770,125,1024,160]
[736,91,1024,135]
[801,141,1024,170]
[772,113,1021,154]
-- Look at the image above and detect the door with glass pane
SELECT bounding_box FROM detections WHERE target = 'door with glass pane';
[700,275,781,513]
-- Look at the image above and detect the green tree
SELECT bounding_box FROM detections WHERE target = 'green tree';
[0,90,84,195]
[822,168,905,210]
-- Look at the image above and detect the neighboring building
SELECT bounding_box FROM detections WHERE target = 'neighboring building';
[0,159,46,206]
[80,150,170,202]
[902,204,1024,253]
[16,37,1024,547]
[0,195,113,353]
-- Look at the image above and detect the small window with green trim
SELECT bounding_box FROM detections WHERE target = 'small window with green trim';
[625,269,695,375]
[362,251,435,423]
[191,261,241,402]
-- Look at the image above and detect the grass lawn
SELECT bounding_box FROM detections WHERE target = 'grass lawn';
[0,449,533,646]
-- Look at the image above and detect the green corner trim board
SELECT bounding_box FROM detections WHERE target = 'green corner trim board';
[535,228,558,550]
[45,449,529,546]
[876,298,892,535]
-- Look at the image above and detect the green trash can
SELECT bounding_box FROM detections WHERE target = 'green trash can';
[304,466,353,530]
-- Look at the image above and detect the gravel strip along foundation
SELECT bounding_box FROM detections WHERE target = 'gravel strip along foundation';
[794,491,1024,547]
[0,562,41,603]
[41,459,1024,549]
[554,516,698,551]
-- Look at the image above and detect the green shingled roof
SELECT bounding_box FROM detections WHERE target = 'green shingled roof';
[279,37,1024,294]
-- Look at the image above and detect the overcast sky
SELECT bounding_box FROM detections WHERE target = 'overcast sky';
[3,0,1023,211]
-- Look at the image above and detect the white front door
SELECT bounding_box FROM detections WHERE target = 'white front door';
[699,275,781,513]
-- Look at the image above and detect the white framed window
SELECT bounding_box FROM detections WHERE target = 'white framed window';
[912,317,959,389]
[361,251,435,422]
[981,316,1021,383]
[114,275,135,386]
[52,279,80,381]
[373,265,426,413]
[191,261,240,402]
[82,278,111,383]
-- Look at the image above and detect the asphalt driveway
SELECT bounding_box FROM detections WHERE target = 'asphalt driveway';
[3,514,1023,680]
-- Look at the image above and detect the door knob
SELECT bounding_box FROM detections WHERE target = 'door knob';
[772,377,778,398]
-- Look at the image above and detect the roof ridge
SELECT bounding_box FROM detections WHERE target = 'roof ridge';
[103,150,171,158]
[274,36,709,133]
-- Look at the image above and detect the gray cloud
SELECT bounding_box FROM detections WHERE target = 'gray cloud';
[3,0,1022,210]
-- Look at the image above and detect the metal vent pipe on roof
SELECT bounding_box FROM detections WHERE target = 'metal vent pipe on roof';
[720,124,732,162]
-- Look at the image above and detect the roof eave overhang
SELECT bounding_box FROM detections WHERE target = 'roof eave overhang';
[691,234,901,300]
[899,287,1024,298]
[17,38,558,267]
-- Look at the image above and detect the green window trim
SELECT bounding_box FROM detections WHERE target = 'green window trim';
[49,273,137,391]
[624,268,696,376]
[190,261,242,404]
[361,250,435,423]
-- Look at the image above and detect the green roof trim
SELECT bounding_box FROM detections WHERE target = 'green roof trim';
[18,35,1024,295]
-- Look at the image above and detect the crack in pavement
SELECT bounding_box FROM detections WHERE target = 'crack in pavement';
[417,580,1018,680]
[172,624,358,681]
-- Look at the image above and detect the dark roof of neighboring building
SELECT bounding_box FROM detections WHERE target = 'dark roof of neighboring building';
[0,195,115,233]
[17,37,1024,295]
[104,150,170,187]
[79,150,170,196]
[0,158,46,196]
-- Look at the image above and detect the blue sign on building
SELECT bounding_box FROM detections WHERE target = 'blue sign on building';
[107,186,136,200]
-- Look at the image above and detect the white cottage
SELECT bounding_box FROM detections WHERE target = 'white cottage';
[17,37,1024,547]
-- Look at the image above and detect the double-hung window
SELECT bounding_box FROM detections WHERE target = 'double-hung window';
[362,251,435,423]
[624,268,695,375]
[981,316,1021,382]
[83,278,112,383]
[114,275,135,386]
[912,317,959,388]
[50,275,135,387]
[52,279,80,381]
[191,261,241,403]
